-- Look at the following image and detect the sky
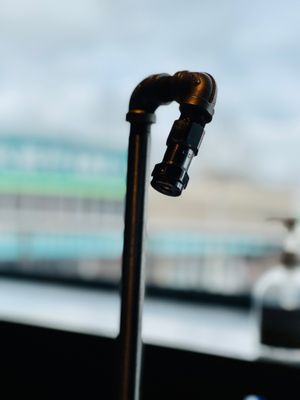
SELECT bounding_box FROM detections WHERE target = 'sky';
[0,0,300,187]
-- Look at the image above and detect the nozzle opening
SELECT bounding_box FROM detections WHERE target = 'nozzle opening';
[150,162,189,197]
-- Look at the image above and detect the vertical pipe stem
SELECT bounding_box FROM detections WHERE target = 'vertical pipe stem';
[119,122,151,400]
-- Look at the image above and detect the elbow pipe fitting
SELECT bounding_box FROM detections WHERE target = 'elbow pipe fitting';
[126,71,217,196]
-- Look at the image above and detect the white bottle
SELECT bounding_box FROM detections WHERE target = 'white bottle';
[252,218,300,363]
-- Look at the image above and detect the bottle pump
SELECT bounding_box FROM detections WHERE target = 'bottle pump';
[253,218,300,362]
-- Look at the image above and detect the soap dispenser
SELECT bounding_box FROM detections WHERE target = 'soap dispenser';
[253,218,300,363]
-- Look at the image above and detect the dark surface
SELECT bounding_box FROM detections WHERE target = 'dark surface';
[261,306,300,348]
[0,320,299,399]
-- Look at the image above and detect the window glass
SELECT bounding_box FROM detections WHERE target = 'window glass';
[0,0,299,295]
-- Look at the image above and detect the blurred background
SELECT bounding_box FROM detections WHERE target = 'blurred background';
[0,0,299,298]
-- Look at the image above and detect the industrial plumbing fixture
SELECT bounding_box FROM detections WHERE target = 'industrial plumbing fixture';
[119,71,217,400]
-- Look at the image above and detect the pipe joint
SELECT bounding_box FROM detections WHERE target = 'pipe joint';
[127,70,217,196]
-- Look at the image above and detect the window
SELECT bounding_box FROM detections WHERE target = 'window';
[0,0,299,301]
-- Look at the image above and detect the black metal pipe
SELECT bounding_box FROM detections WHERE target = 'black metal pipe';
[119,112,154,400]
[119,71,217,400]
